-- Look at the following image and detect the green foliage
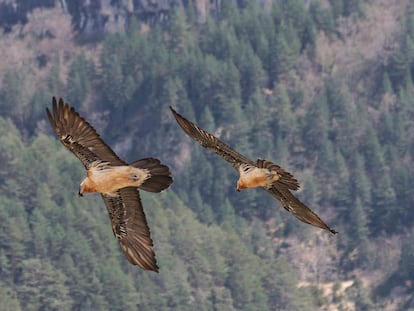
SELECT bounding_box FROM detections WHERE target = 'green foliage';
[0,129,319,310]
[15,259,73,311]
[262,258,314,310]
[0,284,22,311]
[67,53,95,105]
[310,2,335,33]
[303,91,330,153]
[267,30,297,84]
[0,71,23,117]
[2,0,414,309]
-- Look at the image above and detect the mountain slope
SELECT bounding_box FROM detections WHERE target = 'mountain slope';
[1,1,414,310]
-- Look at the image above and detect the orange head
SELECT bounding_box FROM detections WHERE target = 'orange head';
[236,179,247,192]
[79,178,94,196]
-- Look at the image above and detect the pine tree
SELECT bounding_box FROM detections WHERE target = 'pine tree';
[267,31,296,85]
[378,109,394,145]
[283,0,307,32]
[199,105,216,133]
[16,259,73,311]
[99,264,139,309]
[225,243,266,310]
[168,8,190,54]
[0,71,22,118]
[0,117,23,184]
[348,197,371,267]
[236,43,266,101]
[326,78,358,157]
[303,91,330,155]
[67,53,94,105]
[28,90,50,133]
[350,153,372,207]
[310,2,335,34]
[30,207,50,258]
[219,0,239,22]
[363,125,396,233]
[331,150,351,210]
[100,53,126,109]
[262,258,315,310]
[48,56,64,96]
[301,15,317,52]
[329,0,344,18]
[387,38,410,89]
[275,84,295,138]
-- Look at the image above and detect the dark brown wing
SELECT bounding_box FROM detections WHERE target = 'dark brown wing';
[101,187,158,271]
[170,106,254,169]
[264,186,337,234]
[46,97,124,168]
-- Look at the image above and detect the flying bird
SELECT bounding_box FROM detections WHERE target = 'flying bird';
[46,97,173,272]
[170,106,337,234]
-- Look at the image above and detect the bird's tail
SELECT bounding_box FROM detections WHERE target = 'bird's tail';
[130,158,173,193]
[257,159,300,191]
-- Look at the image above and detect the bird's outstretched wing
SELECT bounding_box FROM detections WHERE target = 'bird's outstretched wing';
[170,106,254,169]
[102,187,159,271]
[46,97,124,168]
[265,186,337,234]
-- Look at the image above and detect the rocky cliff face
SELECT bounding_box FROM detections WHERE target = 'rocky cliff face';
[0,0,221,35]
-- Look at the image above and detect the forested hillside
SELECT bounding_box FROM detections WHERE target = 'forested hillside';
[1,0,414,310]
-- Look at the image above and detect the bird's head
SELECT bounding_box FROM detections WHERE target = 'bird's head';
[236,180,246,192]
[79,178,95,196]
[78,183,84,197]
[78,180,89,197]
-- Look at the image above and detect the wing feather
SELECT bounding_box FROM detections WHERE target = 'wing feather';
[101,187,159,272]
[264,186,337,234]
[46,97,124,168]
[170,106,254,169]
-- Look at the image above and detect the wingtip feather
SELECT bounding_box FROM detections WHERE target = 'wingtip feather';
[329,228,338,234]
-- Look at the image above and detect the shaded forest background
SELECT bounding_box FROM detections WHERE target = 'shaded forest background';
[1,0,414,310]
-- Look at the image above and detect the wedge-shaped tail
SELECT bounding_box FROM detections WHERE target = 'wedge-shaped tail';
[131,158,173,193]
[256,159,300,191]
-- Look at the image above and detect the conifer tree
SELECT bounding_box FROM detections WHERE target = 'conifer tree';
[303,91,330,155]
[67,54,93,105]
[363,126,396,233]
[0,71,22,118]
[168,8,190,54]
[267,31,296,85]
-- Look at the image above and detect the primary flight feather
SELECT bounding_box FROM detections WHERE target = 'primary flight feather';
[46,97,173,271]
[170,106,336,235]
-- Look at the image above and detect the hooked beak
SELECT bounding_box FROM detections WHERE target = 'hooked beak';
[78,186,83,197]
